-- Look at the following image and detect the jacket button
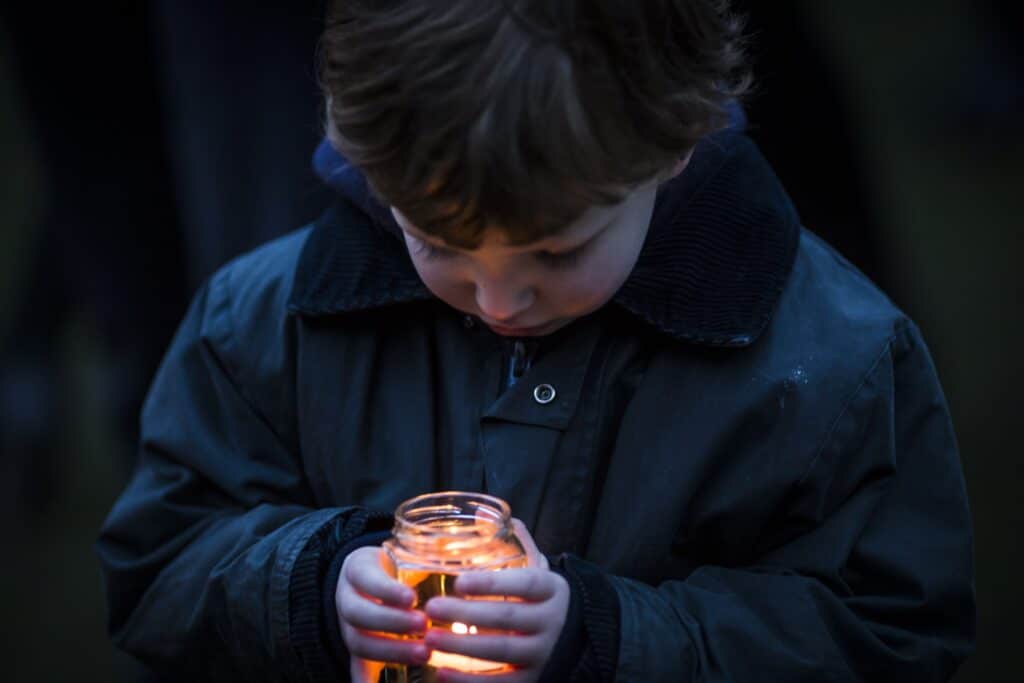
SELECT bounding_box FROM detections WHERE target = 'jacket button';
[533,384,556,404]
[462,315,476,330]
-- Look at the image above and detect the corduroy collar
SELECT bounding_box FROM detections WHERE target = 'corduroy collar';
[289,131,800,347]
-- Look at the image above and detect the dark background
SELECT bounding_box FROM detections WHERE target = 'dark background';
[1,1,1020,681]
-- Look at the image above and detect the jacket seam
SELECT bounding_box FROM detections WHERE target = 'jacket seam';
[799,318,908,484]
[205,268,325,676]
[207,265,299,465]
[572,333,619,555]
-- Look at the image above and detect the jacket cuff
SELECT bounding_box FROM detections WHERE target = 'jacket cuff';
[546,554,620,683]
[540,557,586,682]
[288,509,393,682]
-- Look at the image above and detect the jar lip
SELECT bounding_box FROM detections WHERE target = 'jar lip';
[394,491,511,537]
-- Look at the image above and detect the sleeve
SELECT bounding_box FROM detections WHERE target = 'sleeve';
[95,269,389,682]
[557,320,976,682]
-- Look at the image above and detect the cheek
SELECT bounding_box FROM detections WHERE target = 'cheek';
[410,259,473,307]
[402,234,472,309]
[542,255,633,314]
[567,244,642,305]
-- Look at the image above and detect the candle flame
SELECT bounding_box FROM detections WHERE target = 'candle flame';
[428,622,502,671]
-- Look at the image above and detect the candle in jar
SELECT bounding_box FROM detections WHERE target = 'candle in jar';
[427,622,506,673]
[382,492,526,681]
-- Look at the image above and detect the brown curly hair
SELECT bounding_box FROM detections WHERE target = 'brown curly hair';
[320,0,751,248]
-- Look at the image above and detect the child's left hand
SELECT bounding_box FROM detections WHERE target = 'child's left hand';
[423,520,570,683]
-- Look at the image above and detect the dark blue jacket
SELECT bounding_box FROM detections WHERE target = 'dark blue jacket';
[97,130,975,682]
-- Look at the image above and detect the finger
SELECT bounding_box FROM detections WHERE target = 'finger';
[342,623,430,665]
[424,597,546,634]
[455,568,556,601]
[425,629,540,667]
[510,519,546,569]
[338,580,426,633]
[343,548,415,607]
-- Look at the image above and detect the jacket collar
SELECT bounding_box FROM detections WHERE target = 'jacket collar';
[290,130,800,348]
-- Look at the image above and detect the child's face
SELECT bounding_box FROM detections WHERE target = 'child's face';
[391,179,661,337]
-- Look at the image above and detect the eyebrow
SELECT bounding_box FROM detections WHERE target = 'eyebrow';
[399,208,618,255]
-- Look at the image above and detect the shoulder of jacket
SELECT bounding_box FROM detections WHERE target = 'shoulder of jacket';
[736,229,915,447]
[783,228,909,352]
[199,226,312,390]
[208,226,313,325]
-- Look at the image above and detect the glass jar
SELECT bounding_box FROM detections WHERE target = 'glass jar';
[377,491,528,683]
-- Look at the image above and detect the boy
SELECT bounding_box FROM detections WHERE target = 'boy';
[97,1,975,681]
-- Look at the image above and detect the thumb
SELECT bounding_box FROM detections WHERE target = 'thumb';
[511,518,547,569]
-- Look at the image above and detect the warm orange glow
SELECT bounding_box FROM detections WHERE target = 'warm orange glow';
[381,492,526,679]
[426,622,499,672]
[427,650,503,672]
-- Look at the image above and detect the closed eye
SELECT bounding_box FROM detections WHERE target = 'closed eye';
[535,246,586,269]
[410,233,592,268]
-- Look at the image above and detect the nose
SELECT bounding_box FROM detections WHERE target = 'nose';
[474,279,535,323]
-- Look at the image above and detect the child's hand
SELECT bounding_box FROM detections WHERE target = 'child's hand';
[423,521,570,682]
[335,546,429,678]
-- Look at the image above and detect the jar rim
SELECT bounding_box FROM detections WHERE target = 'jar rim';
[394,491,511,538]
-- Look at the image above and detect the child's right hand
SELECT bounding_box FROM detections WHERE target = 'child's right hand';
[335,546,429,677]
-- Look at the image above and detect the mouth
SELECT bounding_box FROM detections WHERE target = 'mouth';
[484,320,553,337]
